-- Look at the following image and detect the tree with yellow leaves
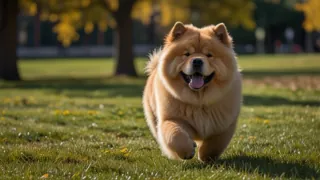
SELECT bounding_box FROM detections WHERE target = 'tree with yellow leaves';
[1,0,255,79]
[296,0,320,52]
[296,0,320,32]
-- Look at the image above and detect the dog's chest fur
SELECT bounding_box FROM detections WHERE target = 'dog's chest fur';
[171,100,238,139]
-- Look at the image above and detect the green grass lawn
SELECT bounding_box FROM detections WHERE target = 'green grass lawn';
[0,54,319,179]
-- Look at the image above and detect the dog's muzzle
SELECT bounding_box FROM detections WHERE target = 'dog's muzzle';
[180,58,215,90]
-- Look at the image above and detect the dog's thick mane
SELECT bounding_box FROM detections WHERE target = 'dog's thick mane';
[145,48,162,75]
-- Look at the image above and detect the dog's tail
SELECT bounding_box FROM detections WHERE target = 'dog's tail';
[145,48,162,75]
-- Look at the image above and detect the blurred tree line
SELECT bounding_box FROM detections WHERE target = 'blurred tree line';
[0,0,319,80]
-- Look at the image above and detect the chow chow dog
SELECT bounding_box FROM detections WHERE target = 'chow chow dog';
[143,22,242,162]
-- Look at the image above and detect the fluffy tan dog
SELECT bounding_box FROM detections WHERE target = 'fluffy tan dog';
[143,22,242,162]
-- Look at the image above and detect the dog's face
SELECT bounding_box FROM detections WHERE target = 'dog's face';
[158,22,238,105]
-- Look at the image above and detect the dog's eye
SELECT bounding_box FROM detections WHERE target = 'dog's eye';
[184,52,191,57]
[206,53,213,58]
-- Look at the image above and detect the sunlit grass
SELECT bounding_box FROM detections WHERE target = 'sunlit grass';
[0,55,319,179]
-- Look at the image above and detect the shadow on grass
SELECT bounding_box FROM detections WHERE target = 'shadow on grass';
[221,156,319,179]
[242,69,320,78]
[244,95,320,107]
[183,156,319,179]
[0,76,145,98]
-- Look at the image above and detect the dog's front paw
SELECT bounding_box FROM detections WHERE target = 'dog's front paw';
[182,141,197,160]
[169,136,196,160]
[160,121,197,160]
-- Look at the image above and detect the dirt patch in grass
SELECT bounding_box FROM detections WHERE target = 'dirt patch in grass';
[244,76,320,90]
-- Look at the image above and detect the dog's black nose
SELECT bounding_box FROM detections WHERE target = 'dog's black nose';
[192,58,203,68]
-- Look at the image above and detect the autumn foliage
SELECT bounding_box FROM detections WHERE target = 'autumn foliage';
[296,0,320,32]
[19,0,256,47]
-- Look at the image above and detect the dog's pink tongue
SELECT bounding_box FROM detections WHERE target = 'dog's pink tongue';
[189,76,204,89]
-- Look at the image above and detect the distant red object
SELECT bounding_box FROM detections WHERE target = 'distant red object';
[293,44,302,53]
[275,40,282,47]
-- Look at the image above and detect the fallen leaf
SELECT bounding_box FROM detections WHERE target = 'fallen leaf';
[40,173,49,179]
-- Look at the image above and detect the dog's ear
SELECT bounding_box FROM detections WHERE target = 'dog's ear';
[165,22,187,43]
[213,23,233,47]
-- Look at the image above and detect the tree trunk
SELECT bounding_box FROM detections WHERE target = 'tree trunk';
[34,10,41,47]
[113,0,137,76]
[97,31,104,45]
[0,0,20,80]
[305,32,313,53]
[148,13,156,45]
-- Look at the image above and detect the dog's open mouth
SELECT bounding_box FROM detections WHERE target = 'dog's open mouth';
[180,71,215,90]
